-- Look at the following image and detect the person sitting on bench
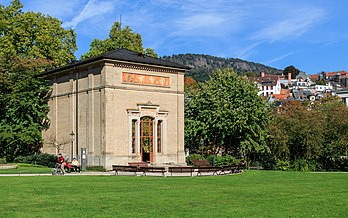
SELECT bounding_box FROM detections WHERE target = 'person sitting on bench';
[71,158,80,172]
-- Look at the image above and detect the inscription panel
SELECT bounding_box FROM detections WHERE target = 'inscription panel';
[122,72,170,87]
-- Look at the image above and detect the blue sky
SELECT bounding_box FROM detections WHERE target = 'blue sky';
[1,0,348,74]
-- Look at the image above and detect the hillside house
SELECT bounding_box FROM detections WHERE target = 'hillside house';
[256,72,281,97]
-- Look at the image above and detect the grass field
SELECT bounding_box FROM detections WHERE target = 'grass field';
[0,164,52,174]
[0,171,347,217]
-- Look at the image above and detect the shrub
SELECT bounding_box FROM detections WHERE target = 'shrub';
[207,155,239,167]
[186,154,204,166]
[14,153,57,168]
[86,165,106,172]
[275,159,290,171]
[292,159,320,172]
[0,158,7,164]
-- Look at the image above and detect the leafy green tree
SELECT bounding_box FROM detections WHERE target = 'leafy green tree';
[317,96,348,170]
[265,96,348,171]
[283,65,300,79]
[81,22,157,59]
[0,0,77,161]
[0,0,77,70]
[316,79,326,85]
[0,59,51,161]
[185,68,271,164]
[266,101,325,170]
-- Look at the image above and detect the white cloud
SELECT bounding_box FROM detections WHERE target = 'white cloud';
[251,7,326,42]
[265,52,297,64]
[236,41,263,59]
[174,14,225,35]
[24,0,83,20]
[63,0,115,29]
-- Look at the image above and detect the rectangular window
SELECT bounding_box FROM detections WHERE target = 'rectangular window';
[132,120,136,154]
[157,120,162,153]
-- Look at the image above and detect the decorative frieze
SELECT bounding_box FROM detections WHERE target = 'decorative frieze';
[122,72,170,87]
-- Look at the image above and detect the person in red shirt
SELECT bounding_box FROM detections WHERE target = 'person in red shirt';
[57,153,65,175]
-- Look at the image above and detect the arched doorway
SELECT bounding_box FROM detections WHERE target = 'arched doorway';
[140,116,154,162]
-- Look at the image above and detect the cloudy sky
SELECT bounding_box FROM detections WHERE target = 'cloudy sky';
[1,0,348,74]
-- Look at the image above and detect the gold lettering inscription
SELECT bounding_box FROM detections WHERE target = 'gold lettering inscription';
[122,72,170,87]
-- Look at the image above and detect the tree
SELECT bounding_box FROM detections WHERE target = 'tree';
[44,133,70,155]
[185,68,271,164]
[283,65,300,79]
[0,0,77,70]
[316,79,326,85]
[0,0,77,161]
[0,59,51,161]
[81,22,157,59]
[317,96,348,170]
[265,96,348,171]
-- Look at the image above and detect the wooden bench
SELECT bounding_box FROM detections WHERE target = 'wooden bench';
[140,166,166,176]
[196,166,220,176]
[64,164,80,173]
[168,166,194,176]
[128,162,148,170]
[112,165,138,176]
[191,160,220,176]
[219,164,238,175]
[191,160,211,167]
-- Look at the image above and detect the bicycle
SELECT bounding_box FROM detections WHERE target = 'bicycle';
[52,163,64,176]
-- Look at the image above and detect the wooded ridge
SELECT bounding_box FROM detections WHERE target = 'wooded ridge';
[161,54,283,82]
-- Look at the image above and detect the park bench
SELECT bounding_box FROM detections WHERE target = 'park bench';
[128,162,148,170]
[219,164,238,175]
[140,166,166,176]
[168,166,194,176]
[191,160,220,176]
[64,164,80,173]
[112,165,138,176]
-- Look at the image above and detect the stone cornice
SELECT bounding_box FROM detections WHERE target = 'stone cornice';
[105,59,186,75]
[50,85,184,99]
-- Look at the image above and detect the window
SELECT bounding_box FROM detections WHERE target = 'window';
[157,120,162,153]
[131,119,136,153]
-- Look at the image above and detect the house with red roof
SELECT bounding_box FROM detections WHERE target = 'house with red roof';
[255,72,281,97]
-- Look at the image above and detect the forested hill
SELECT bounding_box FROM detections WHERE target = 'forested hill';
[161,54,283,82]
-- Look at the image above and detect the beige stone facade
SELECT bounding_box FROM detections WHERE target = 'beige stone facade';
[42,49,188,170]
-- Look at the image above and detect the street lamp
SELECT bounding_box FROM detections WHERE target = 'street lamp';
[70,131,75,161]
[200,138,204,155]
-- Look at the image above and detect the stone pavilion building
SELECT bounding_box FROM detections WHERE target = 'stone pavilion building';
[42,49,189,170]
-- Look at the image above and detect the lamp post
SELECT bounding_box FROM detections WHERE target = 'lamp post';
[70,131,75,161]
[200,138,204,156]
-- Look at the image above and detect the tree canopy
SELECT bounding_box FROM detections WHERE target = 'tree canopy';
[0,0,77,161]
[0,59,51,161]
[185,68,271,162]
[0,0,77,70]
[265,96,348,171]
[81,22,157,59]
[283,65,300,79]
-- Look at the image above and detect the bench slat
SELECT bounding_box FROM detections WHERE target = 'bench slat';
[168,166,194,176]
[112,165,138,176]
[140,167,166,176]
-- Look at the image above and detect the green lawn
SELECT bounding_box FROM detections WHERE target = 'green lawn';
[0,171,346,217]
[0,164,52,174]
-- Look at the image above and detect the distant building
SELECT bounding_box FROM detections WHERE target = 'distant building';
[315,84,333,93]
[336,89,348,106]
[272,89,291,100]
[255,72,281,97]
